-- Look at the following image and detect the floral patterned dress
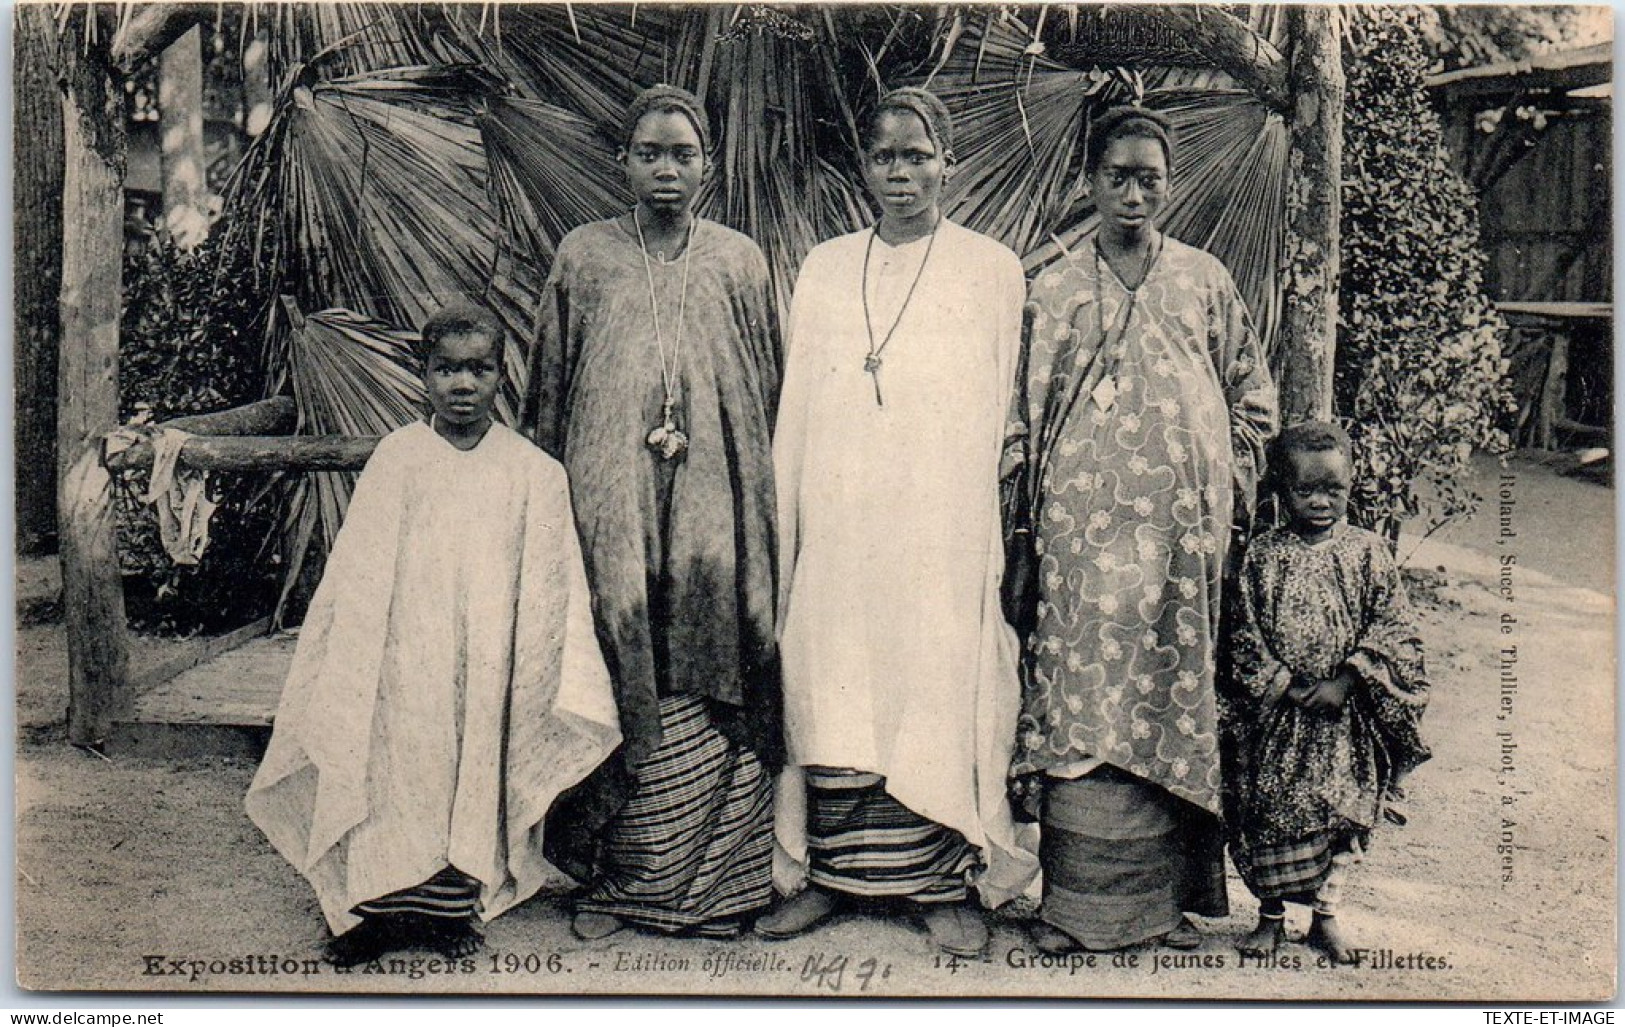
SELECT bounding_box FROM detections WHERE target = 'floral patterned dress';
[1008,236,1277,817]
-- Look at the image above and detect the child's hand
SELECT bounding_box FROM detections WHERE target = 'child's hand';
[1284,675,1320,708]
[1301,669,1356,715]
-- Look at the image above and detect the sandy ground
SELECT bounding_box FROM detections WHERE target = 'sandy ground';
[11,454,1617,1000]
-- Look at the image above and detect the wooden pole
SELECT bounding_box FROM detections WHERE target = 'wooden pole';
[105,434,382,475]
[58,11,131,746]
[158,25,208,249]
[156,396,297,436]
[1278,6,1344,425]
[100,396,301,470]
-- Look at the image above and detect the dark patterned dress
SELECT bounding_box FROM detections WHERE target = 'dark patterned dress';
[1222,524,1432,901]
[524,217,783,934]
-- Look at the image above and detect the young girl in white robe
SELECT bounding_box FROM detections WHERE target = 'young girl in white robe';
[246,305,620,967]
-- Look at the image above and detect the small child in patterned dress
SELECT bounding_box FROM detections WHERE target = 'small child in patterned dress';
[1221,421,1431,963]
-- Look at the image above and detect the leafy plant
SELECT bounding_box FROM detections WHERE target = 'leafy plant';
[117,224,280,633]
[1337,6,1513,542]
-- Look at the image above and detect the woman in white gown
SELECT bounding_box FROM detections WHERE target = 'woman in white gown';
[763,87,1037,958]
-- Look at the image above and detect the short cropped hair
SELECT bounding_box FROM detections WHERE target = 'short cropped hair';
[1085,105,1175,176]
[621,84,712,155]
[1267,420,1354,491]
[416,304,506,366]
[864,86,956,164]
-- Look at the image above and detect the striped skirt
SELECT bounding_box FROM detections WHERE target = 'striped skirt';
[806,769,978,904]
[1040,766,1227,949]
[575,694,774,936]
[353,866,480,923]
[1232,828,1367,904]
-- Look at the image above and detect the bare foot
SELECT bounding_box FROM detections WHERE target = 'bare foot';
[754,887,838,940]
[920,903,988,958]
[1237,914,1285,957]
[323,915,407,968]
[427,919,484,959]
[1307,913,1356,964]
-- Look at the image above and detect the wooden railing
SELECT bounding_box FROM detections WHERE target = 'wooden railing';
[64,395,382,746]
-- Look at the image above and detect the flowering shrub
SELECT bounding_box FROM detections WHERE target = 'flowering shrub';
[1337,6,1514,542]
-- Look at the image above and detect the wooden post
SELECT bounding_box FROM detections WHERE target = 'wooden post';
[158,25,208,248]
[1537,330,1569,451]
[1278,6,1344,424]
[58,10,132,746]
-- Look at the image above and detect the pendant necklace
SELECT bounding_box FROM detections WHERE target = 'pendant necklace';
[861,215,940,407]
[635,208,693,461]
[1089,232,1161,413]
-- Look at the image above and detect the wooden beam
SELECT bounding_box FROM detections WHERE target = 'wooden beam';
[1277,6,1344,425]
[163,396,299,436]
[101,398,301,470]
[127,616,275,695]
[105,435,383,474]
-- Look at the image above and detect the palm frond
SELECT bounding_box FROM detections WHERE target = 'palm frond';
[227,63,535,416]
[264,2,438,84]
[692,16,870,317]
[439,4,679,130]
[921,16,1140,257]
[481,94,627,269]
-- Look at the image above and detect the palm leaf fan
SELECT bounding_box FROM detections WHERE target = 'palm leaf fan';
[255,64,534,416]
[688,12,871,318]
[263,2,440,84]
[438,3,680,132]
[272,306,424,625]
[481,94,627,270]
[919,15,1141,257]
[1024,88,1288,357]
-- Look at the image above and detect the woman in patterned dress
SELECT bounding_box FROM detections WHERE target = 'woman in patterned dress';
[1005,106,1277,953]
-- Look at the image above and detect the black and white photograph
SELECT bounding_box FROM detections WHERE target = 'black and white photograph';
[10,2,1617,1001]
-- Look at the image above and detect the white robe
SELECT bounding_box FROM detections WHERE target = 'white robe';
[246,421,620,933]
[773,219,1039,906]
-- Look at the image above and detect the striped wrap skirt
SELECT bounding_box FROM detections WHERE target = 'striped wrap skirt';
[805,769,978,904]
[353,866,480,923]
[1039,765,1228,949]
[1232,828,1368,906]
[575,694,775,936]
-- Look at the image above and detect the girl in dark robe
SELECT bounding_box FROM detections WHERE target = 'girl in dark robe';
[523,85,783,940]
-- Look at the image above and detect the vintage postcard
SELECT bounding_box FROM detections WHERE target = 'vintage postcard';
[12,2,1616,1001]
